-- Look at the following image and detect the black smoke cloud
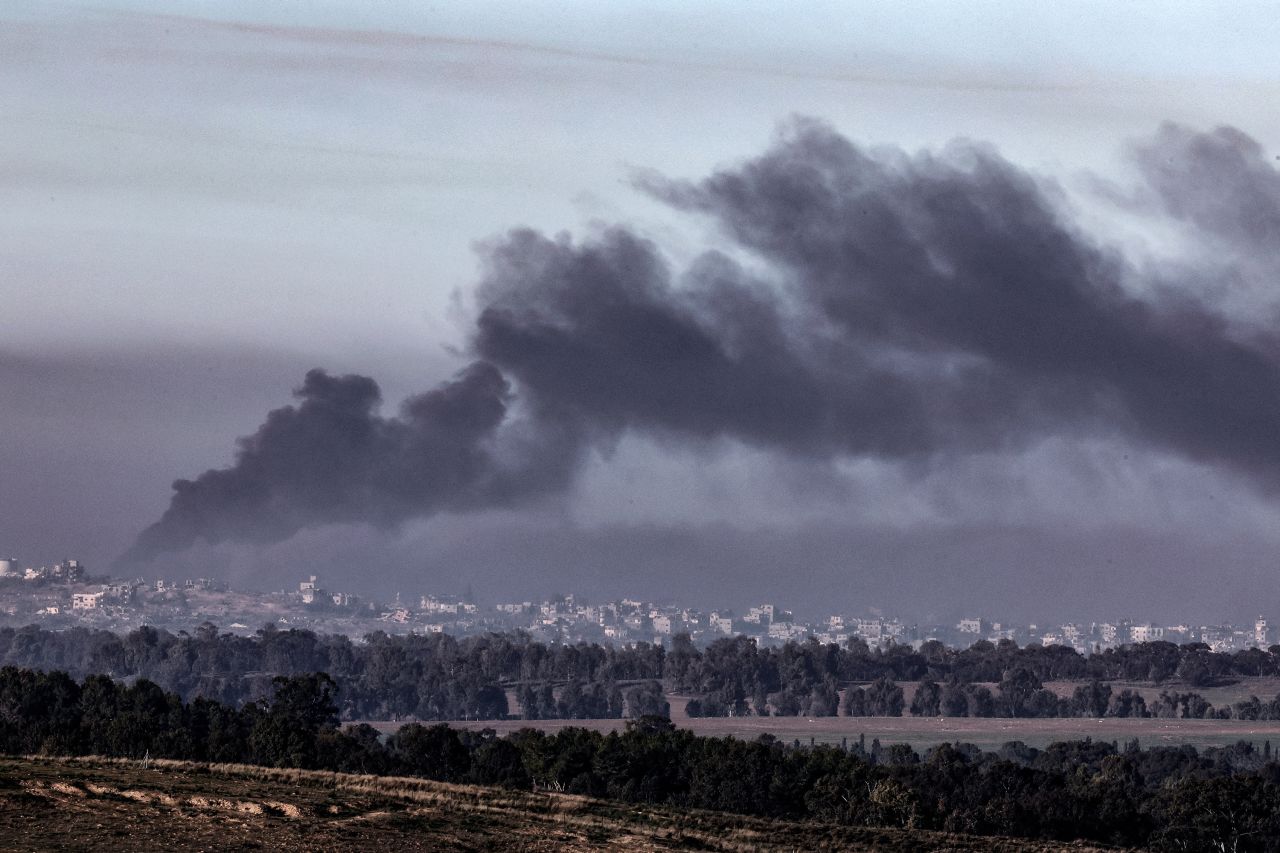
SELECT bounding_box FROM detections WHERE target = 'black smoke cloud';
[479,119,1280,480]
[123,119,1280,563]
[122,361,514,562]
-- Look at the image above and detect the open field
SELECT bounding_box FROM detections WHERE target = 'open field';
[0,756,1116,852]
[371,715,1280,751]
[1041,677,1280,708]
[900,678,1280,714]
[395,678,1280,753]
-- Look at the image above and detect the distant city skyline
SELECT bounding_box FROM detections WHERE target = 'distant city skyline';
[4,556,1279,648]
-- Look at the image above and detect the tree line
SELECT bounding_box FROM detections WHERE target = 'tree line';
[0,623,669,721]
[2,665,1280,852]
[2,624,1279,720]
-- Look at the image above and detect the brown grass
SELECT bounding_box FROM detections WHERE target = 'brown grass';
[0,755,1122,852]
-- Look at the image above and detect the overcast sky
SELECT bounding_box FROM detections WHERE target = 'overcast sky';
[3,2,1280,622]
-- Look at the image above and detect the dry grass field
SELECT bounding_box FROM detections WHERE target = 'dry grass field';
[0,756,1118,852]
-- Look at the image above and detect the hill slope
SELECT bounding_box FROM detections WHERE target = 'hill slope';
[0,756,1118,852]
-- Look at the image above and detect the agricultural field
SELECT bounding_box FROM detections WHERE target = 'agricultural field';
[1041,677,1280,709]
[0,756,1111,852]
[383,714,1280,752]
[366,678,1280,753]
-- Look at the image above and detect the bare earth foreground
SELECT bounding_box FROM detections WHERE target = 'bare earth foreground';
[0,757,1116,852]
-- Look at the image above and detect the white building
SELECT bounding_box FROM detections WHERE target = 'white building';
[72,592,104,610]
[421,596,461,614]
[1130,624,1164,643]
[299,575,321,604]
[768,622,806,641]
[496,602,532,614]
[882,620,910,641]
[1097,621,1132,647]
[852,619,884,641]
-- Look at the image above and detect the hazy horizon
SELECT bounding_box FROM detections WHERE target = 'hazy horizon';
[4,2,1280,624]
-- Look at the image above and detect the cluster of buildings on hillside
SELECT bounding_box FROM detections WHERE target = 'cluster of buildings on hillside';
[0,556,265,629]
[293,576,1276,653]
[0,558,1275,653]
[303,578,1280,653]
[0,557,87,584]
[944,616,1273,654]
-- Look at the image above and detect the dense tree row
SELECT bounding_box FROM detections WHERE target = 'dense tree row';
[902,674,1280,721]
[669,634,1280,703]
[3,665,1280,851]
[3,624,1280,720]
[0,624,668,720]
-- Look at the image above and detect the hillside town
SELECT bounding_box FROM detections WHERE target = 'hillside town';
[0,556,1273,654]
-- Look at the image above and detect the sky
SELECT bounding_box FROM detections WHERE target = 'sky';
[3,1,1280,622]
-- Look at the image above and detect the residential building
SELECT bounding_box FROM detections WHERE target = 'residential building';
[72,592,104,610]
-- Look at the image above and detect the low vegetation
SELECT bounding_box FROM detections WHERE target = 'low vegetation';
[4,666,1280,850]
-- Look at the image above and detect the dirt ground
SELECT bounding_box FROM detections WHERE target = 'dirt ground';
[0,756,1118,852]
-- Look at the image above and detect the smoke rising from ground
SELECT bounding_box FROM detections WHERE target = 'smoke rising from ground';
[122,119,1280,564]
[122,362,512,562]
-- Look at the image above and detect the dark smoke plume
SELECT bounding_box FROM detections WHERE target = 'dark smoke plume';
[1129,122,1280,258]
[121,361,514,563]
[123,119,1280,562]
[478,119,1280,480]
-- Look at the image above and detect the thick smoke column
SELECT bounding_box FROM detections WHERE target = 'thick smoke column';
[123,118,1280,562]
[121,361,513,563]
